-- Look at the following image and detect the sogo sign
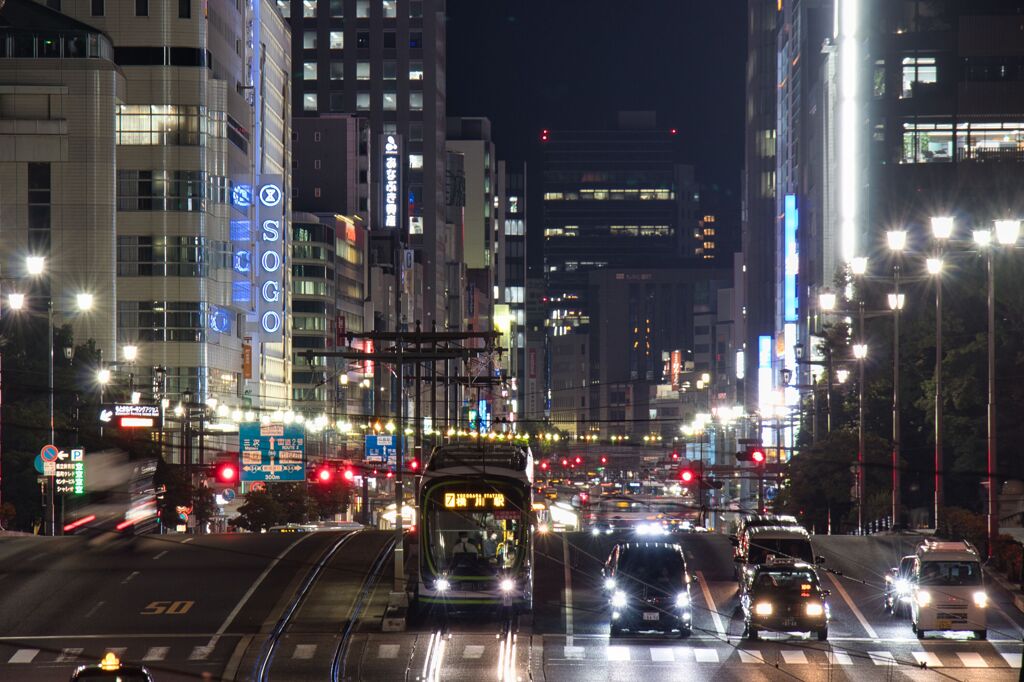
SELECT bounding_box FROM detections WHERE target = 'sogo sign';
[257,177,285,341]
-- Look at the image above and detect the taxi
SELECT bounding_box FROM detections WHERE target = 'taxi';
[741,559,830,641]
[70,652,154,681]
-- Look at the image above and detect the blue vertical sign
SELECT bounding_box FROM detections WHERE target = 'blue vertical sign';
[784,194,799,324]
[365,435,401,464]
[239,422,305,481]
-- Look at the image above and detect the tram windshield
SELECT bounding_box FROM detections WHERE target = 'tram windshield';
[424,483,527,577]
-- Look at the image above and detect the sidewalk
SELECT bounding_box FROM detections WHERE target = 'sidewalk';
[985,565,1024,613]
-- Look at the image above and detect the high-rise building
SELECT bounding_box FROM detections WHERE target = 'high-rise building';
[281,0,449,326]
[0,0,121,359]
[503,163,527,419]
[741,0,779,411]
[3,0,293,420]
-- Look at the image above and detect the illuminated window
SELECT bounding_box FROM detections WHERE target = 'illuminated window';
[275,0,289,16]
[901,57,937,98]
[356,92,370,110]
[329,31,344,49]
[355,0,369,17]
[955,121,1024,162]
[303,93,318,111]
[356,61,370,79]
[409,61,424,80]
[410,91,423,110]
[543,192,563,200]
[409,153,423,169]
[303,62,317,80]
[382,0,396,17]
[901,122,953,163]
[302,0,315,17]
[383,90,397,110]
[303,31,316,49]
[116,105,225,145]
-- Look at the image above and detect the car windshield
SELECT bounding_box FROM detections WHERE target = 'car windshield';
[747,538,814,564]
[752,569,818,592]
[918,560,982,586]
[617,548,684,591]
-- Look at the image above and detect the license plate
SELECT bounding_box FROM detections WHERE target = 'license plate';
[936,620,951,629]
[643,612,659,621]
[782,618,797,628]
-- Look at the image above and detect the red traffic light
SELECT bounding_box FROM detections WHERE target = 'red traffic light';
[316,466,333,483]
[680,469,696,484]
[574,456,582,465]
[410,459,420,471]
[342,467,355,482]
[539,461,550,471]
[561,458,569,468]
[751,448,766,464]
[599,456,607,465]
[215,461,237,484]
[671,452,680,460]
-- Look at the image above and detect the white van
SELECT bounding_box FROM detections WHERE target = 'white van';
[910,540,987,640]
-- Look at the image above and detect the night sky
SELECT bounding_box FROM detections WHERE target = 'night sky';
[446,0,748,266]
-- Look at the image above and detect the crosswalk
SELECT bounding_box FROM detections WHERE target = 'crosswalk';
[4,639,1021,671]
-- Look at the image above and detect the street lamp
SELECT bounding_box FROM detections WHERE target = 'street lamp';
[123,344,138,397]
[76,293,94,311]
[929,216,954,528]
[25,256,45,276]
[886,230,907,528]
[853,342,868,533]
[977,219,1020,555]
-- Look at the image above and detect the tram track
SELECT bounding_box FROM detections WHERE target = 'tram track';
[419,610,525,682]
[332,534,397,681]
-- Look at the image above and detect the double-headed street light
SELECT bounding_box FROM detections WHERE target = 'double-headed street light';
[886,230,907,528]
[929,215,955,529]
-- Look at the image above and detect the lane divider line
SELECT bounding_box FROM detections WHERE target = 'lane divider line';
[695,571,727,639]
[825,571,878,639]
[562,534,574,647]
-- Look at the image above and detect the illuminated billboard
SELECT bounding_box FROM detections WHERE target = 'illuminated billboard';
[256,176,285,341]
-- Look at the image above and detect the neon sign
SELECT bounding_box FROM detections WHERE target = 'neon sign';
[256,176,285,341]
[382,134,402,229]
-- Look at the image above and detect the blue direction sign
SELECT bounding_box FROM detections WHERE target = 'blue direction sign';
[238,422,306,482]
[365,435,404,464]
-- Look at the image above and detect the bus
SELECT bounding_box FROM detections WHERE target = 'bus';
[415,443,534,614]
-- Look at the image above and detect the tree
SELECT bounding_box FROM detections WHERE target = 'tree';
[233,491,283,532]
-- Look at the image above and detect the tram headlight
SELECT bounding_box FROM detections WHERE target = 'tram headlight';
[500,578,516,593]
[537,522,550,534]
[435,578,451,593]
[675,592,690,608]
[611,591,627,608]
[604,578,616,591]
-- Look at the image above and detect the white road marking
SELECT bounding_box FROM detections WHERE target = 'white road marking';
[8,649,39,663]
[84,601,105,618]
[462,645,484,659]
[55,648,83,662]
[912,651,943,667]
[826,651,853,665]
[693,648,718,663]
[694,572,726,638]
[824,572,878,639]
[121,571,140,584]
[738,650,762,663]
[189,645,213,660]
[957,652,988,668]
[207,533,311,651]
[293,644,316,659]
[649,648,674,662]
[606,645,630,661]
[182,537,194,544]
[563,645,585,660]
[142,647,169,661]
[378,644,399,659]
[781,650,808,664]
[152,550,168,560]
[562,534,573,647]
[869,651,897,666]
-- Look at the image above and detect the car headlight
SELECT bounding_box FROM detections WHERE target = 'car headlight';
[591,527,600,536]
[435,578,451,592]
[973,591,988,608]
[500,578,515,593]
[676,592,690,608]
[916,590,931,607]
[604,578,616,591]
[805,602,824,617]
[538,523,550,534]
[895,578,910,595]
[611,591,627,608]
[754,602,773,616]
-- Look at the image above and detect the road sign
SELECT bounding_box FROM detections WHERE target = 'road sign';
[100,404,162,429]
[43,461,56,476]
[40,444,59,462]
[54,448,85,495]
[221,488,236,502]
[365,435,402,464]
[238,422,305,482]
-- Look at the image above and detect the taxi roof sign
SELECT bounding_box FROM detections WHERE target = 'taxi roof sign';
[99,652,121,671]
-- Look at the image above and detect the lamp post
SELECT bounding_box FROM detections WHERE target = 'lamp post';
[886,230,907,528]
[929,216,954,528]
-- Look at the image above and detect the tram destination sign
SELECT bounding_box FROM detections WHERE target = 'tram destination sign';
[443,492,506,509]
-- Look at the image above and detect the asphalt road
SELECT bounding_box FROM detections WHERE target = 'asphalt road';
[2,529,1022,681]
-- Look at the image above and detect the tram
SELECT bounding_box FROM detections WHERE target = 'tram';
[415,443,534,613]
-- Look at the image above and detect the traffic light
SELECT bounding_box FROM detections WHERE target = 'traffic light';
[342,467,356,483]
[599,455,607,465]
[539,460,550,471]
[409,459,420,472]
[736,446,767,463]
[315,465,334,484]
[574,456,582,466]
[751,447,766,464]
[671,452,680,461]
[561,458,569,468]
[680,468,697,484]
[214,457,238,486]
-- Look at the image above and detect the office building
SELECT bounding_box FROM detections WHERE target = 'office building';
[281,0,449,326]
[541,111,700,336]
[503,163,527,419]
[741,0,779,411]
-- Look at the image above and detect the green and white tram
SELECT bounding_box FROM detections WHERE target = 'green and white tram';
[416,443,534,613]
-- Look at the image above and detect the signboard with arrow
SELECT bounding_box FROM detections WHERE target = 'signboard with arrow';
[238,422,305,482]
